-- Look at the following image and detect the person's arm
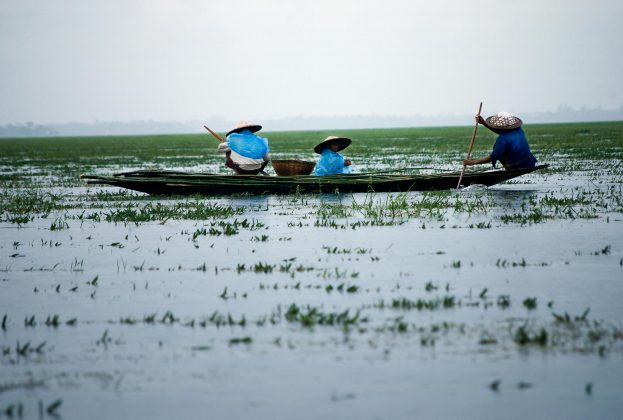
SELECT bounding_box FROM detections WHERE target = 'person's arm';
[464,156,492,166]
[464,116,504,166]
[217,142,230,153]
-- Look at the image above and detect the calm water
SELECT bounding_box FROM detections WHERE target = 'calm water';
[1,168,622,419]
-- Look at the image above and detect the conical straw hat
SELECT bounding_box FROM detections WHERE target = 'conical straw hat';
[485,112,522,130]
[314,136,352,154]
[226,121,262,137]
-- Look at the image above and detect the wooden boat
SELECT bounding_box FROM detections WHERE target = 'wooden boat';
[80,164,548,196]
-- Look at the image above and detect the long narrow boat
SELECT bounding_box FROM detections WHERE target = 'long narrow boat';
[80,164,548,196]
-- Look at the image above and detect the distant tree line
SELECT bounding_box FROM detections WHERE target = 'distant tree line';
[0,122,58,137]
[1,106,621,138]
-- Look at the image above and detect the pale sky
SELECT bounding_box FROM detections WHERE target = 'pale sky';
[1,0,622,124]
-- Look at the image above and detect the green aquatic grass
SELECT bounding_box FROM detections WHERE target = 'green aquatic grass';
[1,122,622,226]
[386,296,457,311]
[1,125,622,347]
[1,121,622,181]
[104,201,244,223]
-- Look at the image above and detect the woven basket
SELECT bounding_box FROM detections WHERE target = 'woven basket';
[271,159,316,176]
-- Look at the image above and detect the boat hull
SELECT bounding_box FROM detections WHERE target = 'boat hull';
[81,165,548,196]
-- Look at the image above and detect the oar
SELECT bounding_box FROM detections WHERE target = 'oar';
[456,102,483,189]
[204,125,225,143]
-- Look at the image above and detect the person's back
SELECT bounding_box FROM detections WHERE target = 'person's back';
[227,130,269,160]
[492,127,536,169]
[217,121,270,175]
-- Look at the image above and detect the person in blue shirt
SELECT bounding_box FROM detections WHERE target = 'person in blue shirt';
[217,121,270,175]
[463,112,537,170]
[313,136,353,176]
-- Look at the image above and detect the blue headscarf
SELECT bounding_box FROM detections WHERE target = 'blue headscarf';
[227,129,269,159]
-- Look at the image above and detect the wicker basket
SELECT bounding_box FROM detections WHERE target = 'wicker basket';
[271,159,316,176]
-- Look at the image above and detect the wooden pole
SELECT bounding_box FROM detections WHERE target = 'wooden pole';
[204,125,225,143]
[456,102,483,189]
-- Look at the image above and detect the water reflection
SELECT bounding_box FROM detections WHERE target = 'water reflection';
[488,188,540,210]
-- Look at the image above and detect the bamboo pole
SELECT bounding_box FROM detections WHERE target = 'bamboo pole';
[456,102,483,189]
[204,125,225,143]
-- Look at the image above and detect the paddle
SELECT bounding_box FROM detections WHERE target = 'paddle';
[456,102,483,189]
[204,125,225,143]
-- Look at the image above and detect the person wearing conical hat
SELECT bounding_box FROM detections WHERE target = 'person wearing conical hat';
[313,136,353,176]
[217,121,270,175]
[463,112,537,170]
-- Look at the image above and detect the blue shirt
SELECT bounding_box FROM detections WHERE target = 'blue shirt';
[314,148,352,176]
[226,130,269,159]
[490,128,537,169]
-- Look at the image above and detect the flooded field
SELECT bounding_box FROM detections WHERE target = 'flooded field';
[1,122,622,419]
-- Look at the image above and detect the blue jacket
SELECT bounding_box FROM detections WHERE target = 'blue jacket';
[490,128,537,169]
[226,130,269,159]
[314,148,352,176]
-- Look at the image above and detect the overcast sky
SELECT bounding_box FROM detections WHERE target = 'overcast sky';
[1,0,622,125]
